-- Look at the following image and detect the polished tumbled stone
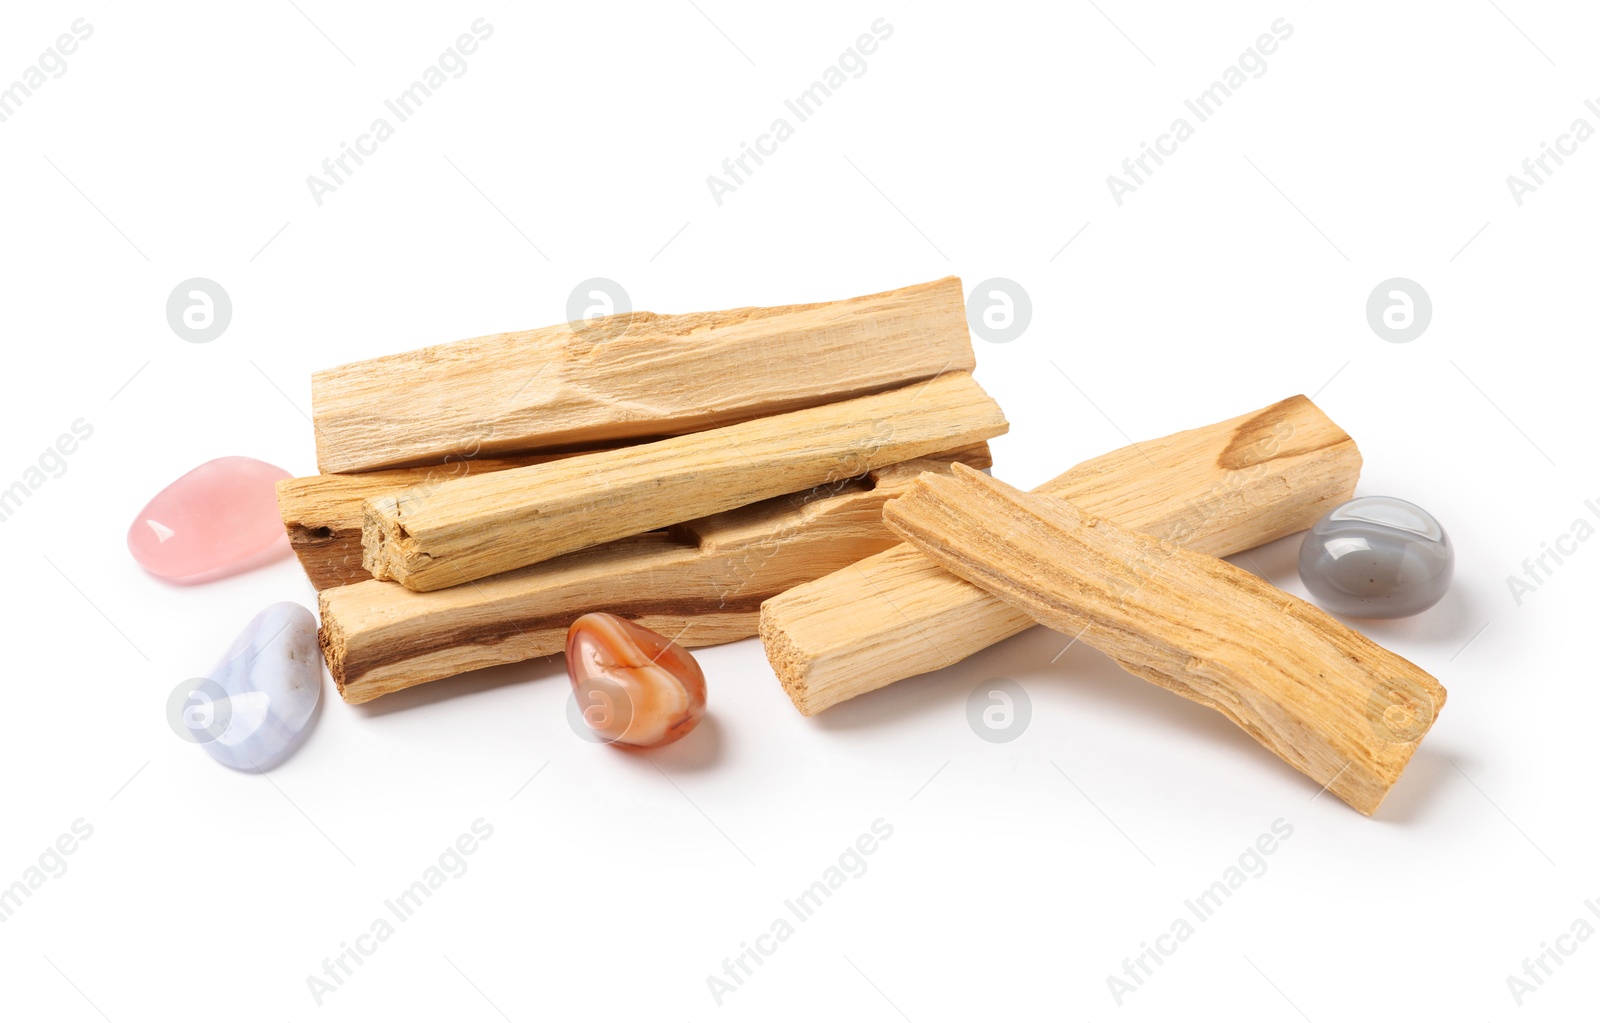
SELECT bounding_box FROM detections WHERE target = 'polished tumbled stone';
[128,456,292,583]
[181,602,322,770]
[566,613,706,748]
[1298,496,1453,618]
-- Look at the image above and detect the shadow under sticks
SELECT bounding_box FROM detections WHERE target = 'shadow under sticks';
[802,627,1035,733]
[1061,618,1465,821]
[1368,745,1463,826]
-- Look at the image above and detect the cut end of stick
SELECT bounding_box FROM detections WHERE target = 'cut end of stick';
[757,614,821,715]
[360,494,418,584]
[315,594,352,698]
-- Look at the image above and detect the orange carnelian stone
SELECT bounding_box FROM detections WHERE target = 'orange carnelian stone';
[565,613,707,748]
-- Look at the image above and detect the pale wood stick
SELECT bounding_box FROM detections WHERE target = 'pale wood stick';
[321,447,991,703]
[882,464,1445,815]
[761,395,1362,715]
[276,454,580,590]
[313,277,975,473]
[362,372,1008,592]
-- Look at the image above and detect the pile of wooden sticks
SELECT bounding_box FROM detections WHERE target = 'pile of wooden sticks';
[278,276,1444,814]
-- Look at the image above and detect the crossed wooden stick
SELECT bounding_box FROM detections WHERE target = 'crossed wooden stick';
[765,395,1444,815]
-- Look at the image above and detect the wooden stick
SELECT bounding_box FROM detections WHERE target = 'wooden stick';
[882,464,1445,815]
[761,395,1362,715]
[321,447,991,703]
[362,372,1008,591]
[276,454,579,590]
[313,277,975,473]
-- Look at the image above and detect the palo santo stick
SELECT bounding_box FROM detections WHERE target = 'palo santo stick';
[313,277,975,473]
[322,447,991,703]
[362,372,1008,592]
[276,454,579,590]
[762,395,1362,715]
[882,464,1445,815]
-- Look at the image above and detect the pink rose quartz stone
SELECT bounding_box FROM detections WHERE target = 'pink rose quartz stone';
[566,613,707,748]
[128,456,293,583]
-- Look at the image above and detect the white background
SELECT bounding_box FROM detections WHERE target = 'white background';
[2,2,1596,1020]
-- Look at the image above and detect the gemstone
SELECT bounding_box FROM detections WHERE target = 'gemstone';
[128,456,293,583]
[566,613,706,748]
[1298,497,1453,618]
[174,602,322,770]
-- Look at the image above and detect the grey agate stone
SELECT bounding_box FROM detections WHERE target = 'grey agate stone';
[1297,497,1453,619]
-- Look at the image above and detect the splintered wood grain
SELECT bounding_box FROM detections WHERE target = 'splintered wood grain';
[312,277,975,473]
[881,464,1445,815]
